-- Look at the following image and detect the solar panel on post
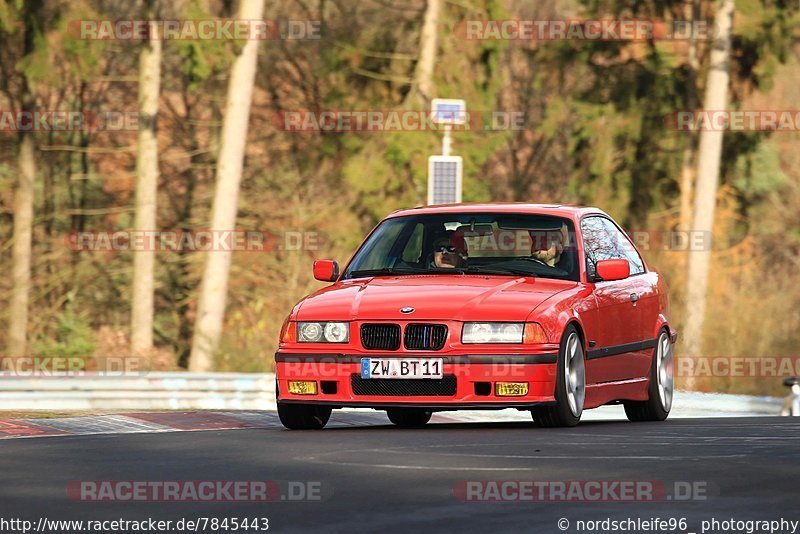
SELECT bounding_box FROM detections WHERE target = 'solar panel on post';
[428,155,463,205]
[430,99,467,125]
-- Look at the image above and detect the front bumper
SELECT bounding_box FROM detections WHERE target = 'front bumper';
[275,352,558,409]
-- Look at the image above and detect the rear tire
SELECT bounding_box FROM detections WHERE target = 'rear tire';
[387,408,432,427]
[624,329,673,422]
[532,325,585,427]
[278,403,332,430]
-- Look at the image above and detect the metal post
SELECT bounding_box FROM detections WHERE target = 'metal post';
[429,99,465,205]
[442,124,452,156]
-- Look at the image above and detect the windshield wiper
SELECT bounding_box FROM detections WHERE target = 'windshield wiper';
[464,266,536,277]
[347,266,536,278]
[347,267,421,278]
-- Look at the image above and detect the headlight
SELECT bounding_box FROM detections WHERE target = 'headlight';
[297,322,349,343]
[462,322,524,344]
[323,322,349,343]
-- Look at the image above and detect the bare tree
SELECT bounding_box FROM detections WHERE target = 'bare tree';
[678,0,701,233]
[8,125,35,356]
[189,0,265,371]
[407,0,440,108]
[683,0,735,363]
[131,0,162,354]
[7,0,40,356]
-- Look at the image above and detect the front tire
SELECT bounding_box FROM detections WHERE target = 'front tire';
[532,325,585,427]
[278,403,332,430]
[387,408,432,427]
[624,329,673,422]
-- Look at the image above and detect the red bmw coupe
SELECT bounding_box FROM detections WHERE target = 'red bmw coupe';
[275,204,676,429]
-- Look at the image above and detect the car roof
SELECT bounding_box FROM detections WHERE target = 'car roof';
[384,202,607,220]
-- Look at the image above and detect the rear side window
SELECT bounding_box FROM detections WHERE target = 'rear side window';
[581,216,645,276]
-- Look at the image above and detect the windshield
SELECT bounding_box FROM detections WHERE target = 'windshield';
[342,212,579,281]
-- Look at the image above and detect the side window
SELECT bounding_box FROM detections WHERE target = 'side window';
[581,216,644,276]
[580,217,607,275]
[598,218,645,275]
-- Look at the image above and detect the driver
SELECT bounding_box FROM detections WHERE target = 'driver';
[430,231,467,269]
[531,224,568,267]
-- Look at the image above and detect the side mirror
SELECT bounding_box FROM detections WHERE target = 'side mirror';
[595,259,630,282]
[313,259,339,282]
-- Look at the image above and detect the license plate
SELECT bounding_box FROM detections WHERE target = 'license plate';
[496,382,529,396]
[361,358,443,379]
[287,381,318,395]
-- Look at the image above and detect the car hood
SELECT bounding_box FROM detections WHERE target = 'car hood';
[294,275,576,322]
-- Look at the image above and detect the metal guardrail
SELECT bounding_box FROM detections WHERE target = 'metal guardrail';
[0,372,787,415]
[0,372,276,410]
[670,390,782,417]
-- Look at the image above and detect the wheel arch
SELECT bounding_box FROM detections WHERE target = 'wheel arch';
[564,319,587,355]
[652,314,675,343]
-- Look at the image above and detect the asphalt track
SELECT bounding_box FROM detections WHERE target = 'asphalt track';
[1,416,798,534]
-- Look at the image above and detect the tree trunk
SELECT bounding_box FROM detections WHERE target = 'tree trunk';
[130,0,162,355]
[7,1,40,357]
[175,94,198,369]
[408,0,440,108]
[678,0,701,233]
[189,0,264,372]
[8,131,35,356]
[683,0,735,365]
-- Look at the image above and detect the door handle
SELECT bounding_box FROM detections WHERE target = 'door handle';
[630,293,639,303]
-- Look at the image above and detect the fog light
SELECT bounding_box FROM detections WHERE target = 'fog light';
[495,382,529,396]
[288,381,317,395]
